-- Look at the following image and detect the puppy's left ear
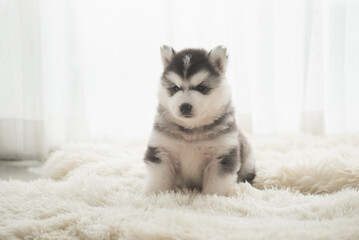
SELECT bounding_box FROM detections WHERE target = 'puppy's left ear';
[208,46,228,74]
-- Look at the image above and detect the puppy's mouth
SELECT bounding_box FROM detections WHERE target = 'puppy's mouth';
[181,114,193,118]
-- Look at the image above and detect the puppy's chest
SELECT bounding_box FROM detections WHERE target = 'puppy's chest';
[168,142,216,186]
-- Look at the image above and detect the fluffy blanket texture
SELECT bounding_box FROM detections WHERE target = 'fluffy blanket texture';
[1,135,359,240]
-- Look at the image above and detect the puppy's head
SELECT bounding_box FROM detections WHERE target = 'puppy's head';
[158,46,231,128]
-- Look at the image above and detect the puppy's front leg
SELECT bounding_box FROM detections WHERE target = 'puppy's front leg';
[202,148,240,196]
[144,146,176,194]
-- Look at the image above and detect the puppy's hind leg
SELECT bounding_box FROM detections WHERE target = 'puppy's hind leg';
[144,147,176,194]
[237,130,256,183]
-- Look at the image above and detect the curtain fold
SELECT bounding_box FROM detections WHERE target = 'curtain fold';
[1,0,358,160]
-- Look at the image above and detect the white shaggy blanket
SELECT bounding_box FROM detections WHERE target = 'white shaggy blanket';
[1,135,359,239]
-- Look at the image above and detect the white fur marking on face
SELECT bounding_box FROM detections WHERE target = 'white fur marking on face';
[183,55,191,78]
[189,70,210,86]
[166,71,184,87]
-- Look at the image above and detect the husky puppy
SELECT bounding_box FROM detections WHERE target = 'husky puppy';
[144,46,256,196]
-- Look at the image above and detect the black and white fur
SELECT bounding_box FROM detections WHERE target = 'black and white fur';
[144,46,256,196]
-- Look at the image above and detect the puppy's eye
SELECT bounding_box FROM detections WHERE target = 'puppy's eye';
[193,85,210,94]
[172,86,180,92]
[169,86,181,95]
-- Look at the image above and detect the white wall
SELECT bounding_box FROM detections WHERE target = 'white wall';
[1,0,359,159]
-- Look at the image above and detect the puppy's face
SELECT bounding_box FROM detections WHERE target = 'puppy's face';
[158,46,231,128]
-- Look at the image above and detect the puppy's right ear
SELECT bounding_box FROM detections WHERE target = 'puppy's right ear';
[160,45,175,68]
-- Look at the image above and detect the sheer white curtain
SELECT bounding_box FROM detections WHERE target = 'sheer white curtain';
[1,0,359,160]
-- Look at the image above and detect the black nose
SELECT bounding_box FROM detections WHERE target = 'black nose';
[179,103,192,115]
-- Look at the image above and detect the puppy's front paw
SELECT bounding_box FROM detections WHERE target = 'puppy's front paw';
[202,174,237,196]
